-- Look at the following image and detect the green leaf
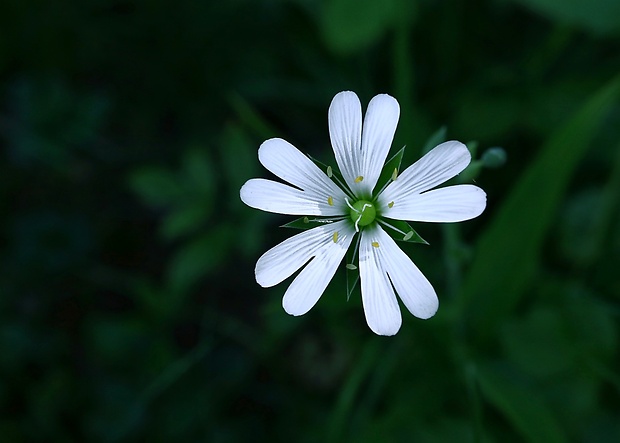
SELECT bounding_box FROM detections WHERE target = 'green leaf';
[421,126,447,155]
[219,124,258,195]
[160,204,211,241]
[564,292,617,362]
[321,0,397,54]
[166,225,233,295]
[128,167,183,208]
[501,307,575,377]
[182,148,214,194]
[477,363,568,443]
[281,216,339,230]
[460,75,620,339]
[378,219,428,244]
[510,0,620,35]
[227,93,278,141]
[375,146,405,193]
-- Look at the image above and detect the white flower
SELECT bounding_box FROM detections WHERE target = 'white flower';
[240,91,486,336]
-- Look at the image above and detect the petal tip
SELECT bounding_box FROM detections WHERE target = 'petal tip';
[415,302,439,320]
[369,320,401,336]
[282,299,307,317]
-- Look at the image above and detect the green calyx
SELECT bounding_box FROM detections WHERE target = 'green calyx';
[349,200,376,227]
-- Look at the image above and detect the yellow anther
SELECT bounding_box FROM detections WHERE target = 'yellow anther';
[372,241,379,248]
[332,231,339,243]
[327,166,333,178]
[303,216,309,223]
[346,264,357,270]
[354,175,364,183]
[391,168,398,181]
[388,201,394,208]
[403,231,414,241]
[327,196,334,206]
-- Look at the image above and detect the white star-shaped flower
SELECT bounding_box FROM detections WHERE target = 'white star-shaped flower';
[240,91,486,335]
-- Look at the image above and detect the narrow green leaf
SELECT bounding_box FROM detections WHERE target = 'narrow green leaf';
[477,363,568,443]
[327,338,382,442]
[227,92,278,141]
[461,75,620,339]
[421,125,447,155]
[510,0,620,35]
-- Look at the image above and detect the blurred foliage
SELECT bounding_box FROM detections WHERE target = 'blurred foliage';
[1,0,620,441]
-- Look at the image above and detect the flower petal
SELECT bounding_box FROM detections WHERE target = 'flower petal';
[381,184,486,222]
[283,223,355,316]
[240,178,345,216]
[258,138,345,199]
[379,141,471,204]
[373,227,438,319]
[360,94,400,196]
[359,228,402,336]
[328,91,362,192]
[255,220,353,288]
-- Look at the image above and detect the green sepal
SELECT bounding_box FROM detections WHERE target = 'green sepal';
[379,219,428,244]
[375,146,406,192]
[281,216,338,230]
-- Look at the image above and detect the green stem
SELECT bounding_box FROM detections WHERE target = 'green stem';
[442,223,462,300]
[327,338,381,443]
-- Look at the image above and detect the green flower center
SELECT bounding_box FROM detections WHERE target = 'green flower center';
[349,200,376,227]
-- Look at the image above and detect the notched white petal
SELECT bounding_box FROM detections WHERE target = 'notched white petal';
[240,178,344,216]
[360,94,400,195]
[359,229,402,336]
[329,91,362,192]
[358,226,438,334]
[255,226,324,288]
[376,228,438,319]
[254,220,354,317]
[379,140,471,203]
[282,226,354,316]
[258,138,344,198]
[383,184,486,222]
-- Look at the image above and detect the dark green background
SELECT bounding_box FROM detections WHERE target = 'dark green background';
[1,0,619,441]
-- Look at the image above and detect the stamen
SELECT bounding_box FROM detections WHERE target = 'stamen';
[388,201,394,208]
[345,264,357,270]
[403,231,414,241]
[345,197,358,212]
[378,219,405,235]
[327,166,333,178]
[391,168,398,181]
[327,196,334,206]
[303,216,309,223]
[333,231,339,243]
[354,213,362,232]
[354,175,364,183]
[372,241,380,248]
